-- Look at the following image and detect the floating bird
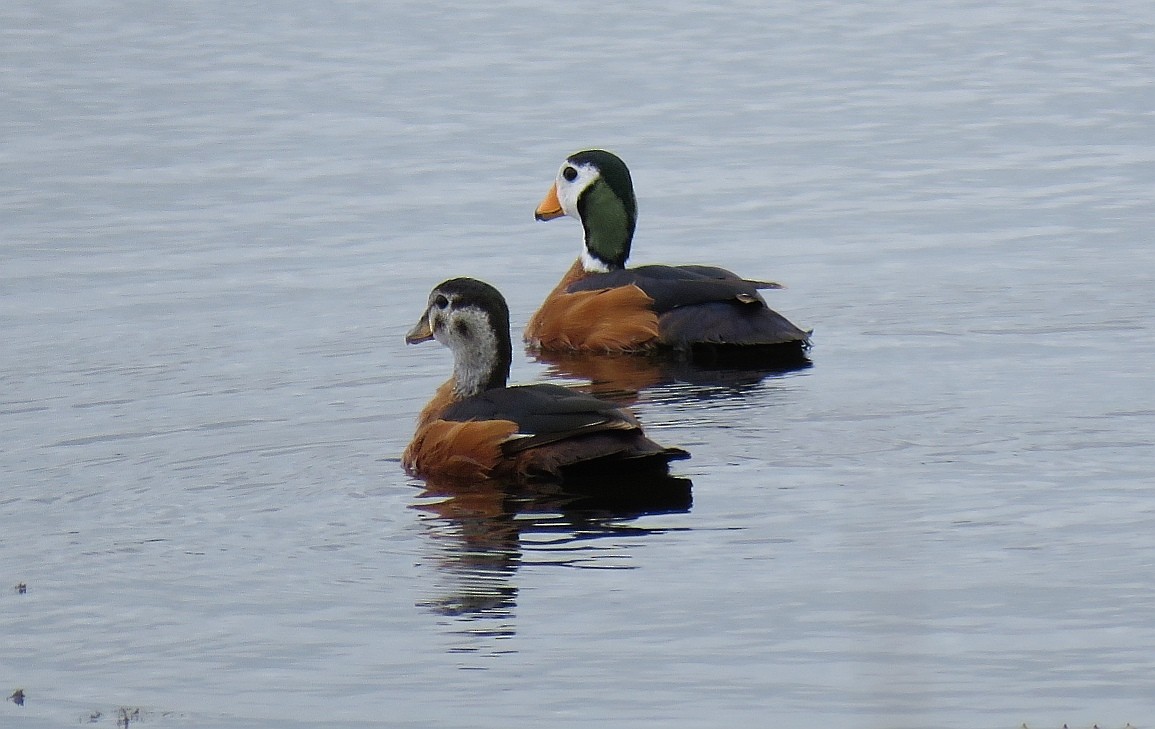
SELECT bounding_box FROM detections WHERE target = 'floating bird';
[402,277,688,483]
[527,149,811,364]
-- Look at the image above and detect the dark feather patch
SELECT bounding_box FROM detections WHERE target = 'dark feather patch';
[440,383,639,451]
[567,264,777,314]
[672,264,783,289]
[659,301,810,349]
[515,432,689,483]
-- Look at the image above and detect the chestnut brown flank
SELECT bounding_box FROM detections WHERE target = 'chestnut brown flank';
[525,260,660,352]
[403,414,520,481]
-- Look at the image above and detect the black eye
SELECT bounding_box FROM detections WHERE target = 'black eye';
[433,294,449,309]
[562,166,577,182]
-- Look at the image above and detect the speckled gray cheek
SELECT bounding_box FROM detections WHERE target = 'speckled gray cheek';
[448,307,503,398]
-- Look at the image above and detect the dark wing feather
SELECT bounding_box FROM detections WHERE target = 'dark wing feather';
[670,264,783,289]
[440,384,639,453]
[567,264,779,314]
[659,301,811,348]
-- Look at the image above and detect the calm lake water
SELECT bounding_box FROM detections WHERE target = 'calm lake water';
[3,1,1154,727]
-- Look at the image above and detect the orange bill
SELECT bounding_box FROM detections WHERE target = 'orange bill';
[534,183,565,221]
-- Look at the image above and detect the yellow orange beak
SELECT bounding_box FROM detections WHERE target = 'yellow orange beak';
[405,312,434,344]
[534,183,565,221]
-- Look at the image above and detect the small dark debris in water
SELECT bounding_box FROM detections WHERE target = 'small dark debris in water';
[88,710,102,723]
[117,707,141,728]
[9,689,25,706]
[15,582,26,594]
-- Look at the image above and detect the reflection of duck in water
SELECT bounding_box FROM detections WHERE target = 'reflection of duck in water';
[527,149,811,368]
[414,474,692,627]
[402,277,689,483]
[533,347,812,404]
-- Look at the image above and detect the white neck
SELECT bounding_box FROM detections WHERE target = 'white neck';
[581,247,612,273]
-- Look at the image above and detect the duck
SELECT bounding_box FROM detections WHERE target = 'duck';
[402,277,689,483]
[526,149,811,363]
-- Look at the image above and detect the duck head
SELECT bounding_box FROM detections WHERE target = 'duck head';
[406,278,513,397]
[535,149,637,273]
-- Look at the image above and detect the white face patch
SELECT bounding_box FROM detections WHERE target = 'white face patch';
[555,160,607,269]
[555,160,601,221]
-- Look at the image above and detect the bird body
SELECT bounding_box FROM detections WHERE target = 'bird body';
[527,150,811,362]
[403,278,688,483]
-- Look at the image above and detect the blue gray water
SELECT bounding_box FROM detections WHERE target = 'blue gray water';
[3,1,1154,727]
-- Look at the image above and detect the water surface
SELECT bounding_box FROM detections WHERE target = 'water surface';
[3,1,1154,727]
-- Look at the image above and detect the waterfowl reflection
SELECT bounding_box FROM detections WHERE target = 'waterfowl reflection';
[412,474,692,653]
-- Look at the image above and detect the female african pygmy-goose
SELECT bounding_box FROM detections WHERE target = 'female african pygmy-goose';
[402,277,688,483]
